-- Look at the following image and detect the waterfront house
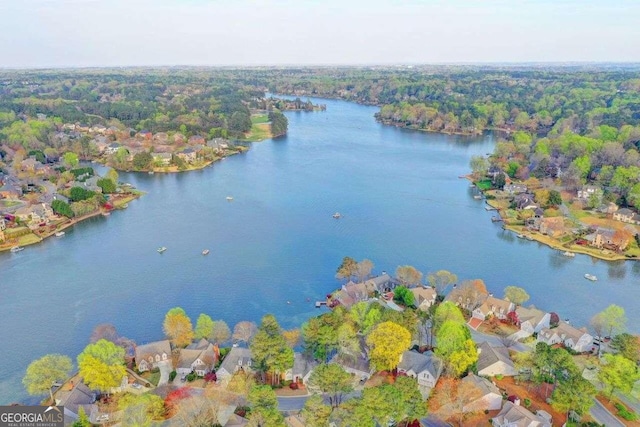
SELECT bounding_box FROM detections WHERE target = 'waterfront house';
[188,135,206,145]
[577,185,598,200]
[538,217,566,238]
[135,340,172,372]
[472,296,514,321]
[410,286,437,311]
[177,148,197,163]
[396,350,443,390]
[176,342,218,377]
[55,381,98,423]
[461,374,503,412]
[284,352,318,384]
[216,347,253,384]
[584,227,629,250]
[503,183,527,195]
[492,401,551,427]
[538,321,593,353]
[152,152,172,166]
[515,193,538,210]
[105,143,121,155]
[613,208,639,224]
[514,306,551,336]
[477,342,518,377]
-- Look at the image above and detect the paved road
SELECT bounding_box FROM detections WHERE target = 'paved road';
[617,392,640,414]
[590,398,625,427]
[277,391,362,411]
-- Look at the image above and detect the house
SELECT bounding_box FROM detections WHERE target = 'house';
[135,340,172,372]
[176,339,218,376]
[285,352,318,384]
[600,202,619,215]
[188,135,206,145]
[462,374,503,412]
[514,306,551,336]
[216,347,253,383]
[446,283,489,312]
[138,130,153,140]
[410,286,437,310]
[492,401,551,427]
[55,381,98,422]
[514,193,538,210]
[0,183,23,199]
[0,217,6,231]
[153,132,169,144]
[613,208,638,224]
[105,142,121,155]
[538,217,566,238]
[538,321,593,353]
[331,352,374,380]
[224,414,249,427]
[173,133,187,144]
[152,152,172,166]
[207,138,229,151]
[503,183,527,195]
[15,205,43,224]
[584,227,628,250]
[21,158,41,172]
[577,185,598,200]
[177,148,197,163]
[473,296,514,320]
[396,350,443,390]
[333,274,397,308]
[477,342,518,377]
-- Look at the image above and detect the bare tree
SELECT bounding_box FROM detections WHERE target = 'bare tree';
[434,377,484,426]
[355,259,374,283]
[396,265,423,286]
[233,321,258,345]
[427,270,458,295]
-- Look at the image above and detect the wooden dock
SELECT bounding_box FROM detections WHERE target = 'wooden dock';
[315,301,327,308]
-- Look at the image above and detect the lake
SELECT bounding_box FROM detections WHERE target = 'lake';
[1,98,639,404]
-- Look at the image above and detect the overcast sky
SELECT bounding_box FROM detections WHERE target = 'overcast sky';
[1,0,639,67]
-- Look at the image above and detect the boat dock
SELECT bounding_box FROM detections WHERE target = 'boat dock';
[315,301,327,308]
[484,205,497,211]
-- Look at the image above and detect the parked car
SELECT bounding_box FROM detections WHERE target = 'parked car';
[96,414,109,422]
[180,375,187,382]
[131,382,142,389]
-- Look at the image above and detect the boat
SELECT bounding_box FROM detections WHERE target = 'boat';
[525,235,534,241]
[148,171,154,175]
[332,212,341,219]
[473,195,482,200]
[10,246,24,253]
[157,247,167,253]
[55,231,65,237]
[516,234,525,239]
[202,249,210,255]
[226,196,234,201]
[562,251,575,258]
[491,216,502,222]
[122,204,129,209]
[584,274,598,281]
[101,212,110,216]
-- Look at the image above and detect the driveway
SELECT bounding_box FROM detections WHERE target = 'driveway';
[157,360,173,386]
[590,398,625,427]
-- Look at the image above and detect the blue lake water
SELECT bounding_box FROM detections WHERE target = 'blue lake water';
[1,98,639,404]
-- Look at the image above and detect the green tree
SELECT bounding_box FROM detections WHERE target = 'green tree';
[393,286,415,307]
[52,199,74,218]
[23,354,73,402]
[396,265,423,286]
[72,407,91,427]
[548,190,562,206]
[77,339,126,392]
[551,377,596,424]
[69,186,95,202]
[163,307,194,347]
[307,363,354,408]
[336,256,358,282]
[393,376,428,422]
[269,111,288,137]
[63,152,79,168]
[504,286,530,306]
[106,168,119,185]
[250,315,294,385]
[435,321,478,377]
[366,321,411,372]
[229,111,252,133]
[118,393,165,427]
[194,314,215,340]
[610,333,640,363]
[247,385,285,427]
[301,395,331,427]
[433,301,465,332]
[133,152,153,170]
[598,353,640,399]
[470,155,489,178]
[598,305,627,337]
[97,178,116,193]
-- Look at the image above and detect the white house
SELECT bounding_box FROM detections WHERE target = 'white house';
[477,342,518,377]
[492,401,551,427]
[397,350,443,390]
[216,347,253,384]
[577,185,598,200]
[515,306,551,336]
[135,340,172,372]
[462,374,503,412]
[537,321,593,353]
[473,296,515,320]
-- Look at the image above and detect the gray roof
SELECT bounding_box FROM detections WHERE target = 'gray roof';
[493,401,549,427]
[56,382,96,416]
[293,352,318,378]
[397,350,443,379]
[332,352,371,374]
[462,373,500,397]
[135,340,171,362]
[477,342,514,372]
[219,347,252,374]
[186,338,211,350]
[616,208,635,216]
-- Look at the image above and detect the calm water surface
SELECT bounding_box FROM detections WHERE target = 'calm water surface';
[1,98,639,403]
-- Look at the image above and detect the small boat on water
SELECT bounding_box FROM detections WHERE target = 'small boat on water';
[10,246,24,253]
[473,195,482,200]
[584,274,598,282]
[226,196,234,201]
[101,212,110,216]
[333,212,341,219]
[517,234,525,239]
[491,216,502,222]
[157,247,167,253]
[202,249,210,255]
[562,251,575,257]
[148,171,154,175]
[122,204,129,209]
[525,235,534,241]
[55,231,65,237]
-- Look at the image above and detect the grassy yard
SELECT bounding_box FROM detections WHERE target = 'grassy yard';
[251,114,269,124]
[475,179,493,191]
[244,123,273,142]
[140,370,161,386]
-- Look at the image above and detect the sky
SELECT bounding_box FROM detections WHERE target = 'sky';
[0,0,639,67]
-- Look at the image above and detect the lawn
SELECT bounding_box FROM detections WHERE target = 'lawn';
[244,123,273,142]
[475,179,493,191]
[141,370,161,386]
[251,114,269,124]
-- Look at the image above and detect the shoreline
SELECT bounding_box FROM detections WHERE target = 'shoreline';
[0,192,142,253]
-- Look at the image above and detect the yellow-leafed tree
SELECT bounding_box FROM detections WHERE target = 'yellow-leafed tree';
[366,321,411,372]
